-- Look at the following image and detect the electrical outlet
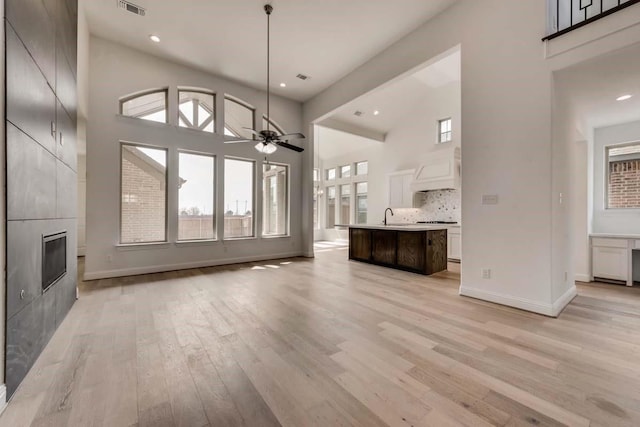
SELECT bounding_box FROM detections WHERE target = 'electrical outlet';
[107,254,113,263]
[564,271,568,282]
[482,268,491,279]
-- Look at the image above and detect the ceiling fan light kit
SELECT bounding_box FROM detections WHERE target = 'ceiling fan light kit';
[224,4,306,154]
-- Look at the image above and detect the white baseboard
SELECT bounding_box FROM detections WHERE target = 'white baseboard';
[552,286,578,316]
[77,246,86,256]
[83,251,303,281]
[574,273,591,283]
[459,284,578,318]
[0,384,7,415]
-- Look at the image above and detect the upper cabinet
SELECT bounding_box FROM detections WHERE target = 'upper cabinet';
[388,169,415,208]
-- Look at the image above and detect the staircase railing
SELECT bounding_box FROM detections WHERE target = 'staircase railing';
[544,0,640,40]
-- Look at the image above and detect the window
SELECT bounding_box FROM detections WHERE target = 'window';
[224,97,255,140]
[340,165,351,178]
[313,169,320,230]
[356,182,368,224]
[262,163,289,236]
[438,118,452,143]
[606,143,640,209]
[326,168,336,180]
[120,144,167,243]
[262,116,285,135]
[178,91,215,133]
[340,184,351,224]
[178,152,215,241]
[326,186,336,228]
[120,90,168,123]
[356,161,368,176]
[224,158,255,238]
[313,186,319,230]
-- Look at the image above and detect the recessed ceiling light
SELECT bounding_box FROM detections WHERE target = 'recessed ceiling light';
[373,110,380,116]
[617,94,632,101]
[149,35,161,43]
[280,83,287,88]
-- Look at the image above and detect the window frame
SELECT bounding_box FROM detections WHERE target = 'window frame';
[604,141,640,210]
[177,150,217,242]
[326,186,336,229]
[355,182,368,225]
[261,162,290,238]
[355,161,368,176]
[224,95,256,139]
[223,156,257,240]
[437,117,452,144]
[339,183,352,224]
[119,88,169,124]
[177,89,216,134]
[119,141,169,245]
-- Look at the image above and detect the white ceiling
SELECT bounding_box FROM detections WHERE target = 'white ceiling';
[315,126,380,160]
[319,49,460,135]
[556,42,640,131]
[82,0,457,102]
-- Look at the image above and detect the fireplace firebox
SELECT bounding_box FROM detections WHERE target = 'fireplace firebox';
[42,231,67,293]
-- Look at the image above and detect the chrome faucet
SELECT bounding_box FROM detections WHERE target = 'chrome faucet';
[384,208,394,225]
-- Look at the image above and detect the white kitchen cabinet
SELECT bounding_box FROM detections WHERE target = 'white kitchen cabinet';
[448,229,461,261]
[388,170,414,209]
[592,241,628,282]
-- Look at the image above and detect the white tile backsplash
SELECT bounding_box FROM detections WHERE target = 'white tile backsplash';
[390,190,461,224]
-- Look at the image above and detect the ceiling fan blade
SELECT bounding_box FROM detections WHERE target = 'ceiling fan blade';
[278,133,306,141]
[276,141,304,152]
[224,138,255,144]
[242,127,261,136]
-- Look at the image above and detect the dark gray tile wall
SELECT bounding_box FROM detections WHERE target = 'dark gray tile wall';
[5,0,78,398]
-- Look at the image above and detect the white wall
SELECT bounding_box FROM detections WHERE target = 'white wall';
[77,3,89,256]
[0,0,6,404]
[85,37,304,279]
[317,81,461,240]
[592,120,640,235]
[303,0,640,316]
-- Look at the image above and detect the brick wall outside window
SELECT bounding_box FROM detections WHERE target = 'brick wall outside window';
[608,159,640,208]
[121,153,167,243]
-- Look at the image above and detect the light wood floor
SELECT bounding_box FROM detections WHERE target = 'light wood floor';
[2,245,640,426]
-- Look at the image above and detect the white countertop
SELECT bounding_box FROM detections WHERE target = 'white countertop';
[336,223,460,231]
[590,233,640,239]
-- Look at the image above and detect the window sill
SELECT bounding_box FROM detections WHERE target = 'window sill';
[262,234,291,239]
[223,236,257,242]
[116,242,170,251]
[176,239,218,247]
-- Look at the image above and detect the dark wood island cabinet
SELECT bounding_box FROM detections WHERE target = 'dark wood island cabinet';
[348,226,447,275]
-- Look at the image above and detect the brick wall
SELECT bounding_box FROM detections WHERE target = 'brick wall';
[609,159,640,208]
[121,155,166,242]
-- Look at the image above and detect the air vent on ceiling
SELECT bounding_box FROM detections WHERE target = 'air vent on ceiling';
[354,111,364,117]
[296,74,311,81]
[118,1,146,16]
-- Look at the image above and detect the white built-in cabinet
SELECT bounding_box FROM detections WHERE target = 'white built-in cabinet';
[448,229,461,261]
[387,169,415,209]
[591,237,631,284]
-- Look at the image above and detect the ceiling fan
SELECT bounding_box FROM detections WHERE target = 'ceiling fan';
[224,4,305,154]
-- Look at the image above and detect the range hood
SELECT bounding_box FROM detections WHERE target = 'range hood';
[410,147,461,192]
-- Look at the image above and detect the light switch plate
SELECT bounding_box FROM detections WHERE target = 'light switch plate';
[482,194,499,205]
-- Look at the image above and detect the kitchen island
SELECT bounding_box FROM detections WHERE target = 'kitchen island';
[342,224,448,275]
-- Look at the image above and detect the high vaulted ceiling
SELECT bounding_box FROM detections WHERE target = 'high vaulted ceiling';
[82,0,458,102]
